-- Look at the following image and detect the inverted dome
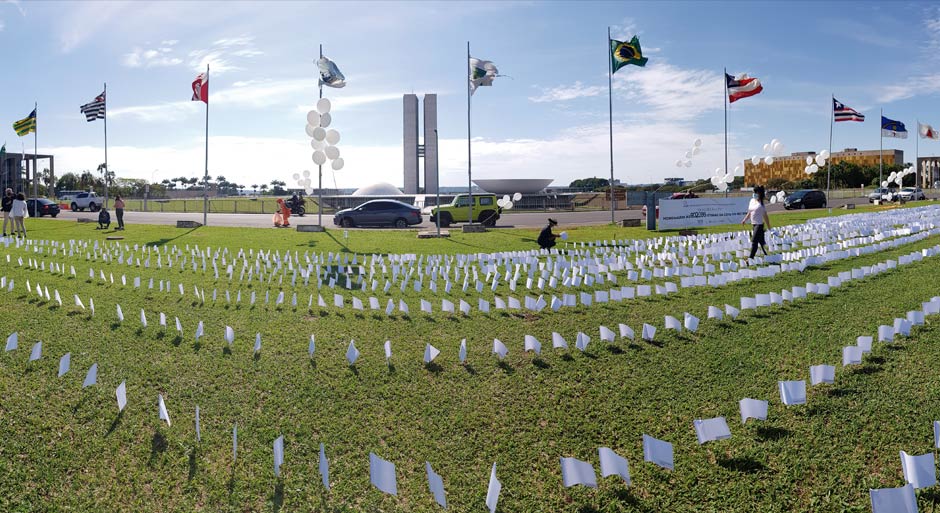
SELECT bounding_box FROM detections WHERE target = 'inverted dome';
[352,182,404,196]
[473,178,553,194]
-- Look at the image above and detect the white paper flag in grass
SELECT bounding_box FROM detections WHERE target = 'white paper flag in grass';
[486,463,502,513]
[425,461,446,508]
[560,457,598,488]
[274,436,285,477]
[369,452,397,495]
[778,380,806,405]
[158,394,171,426]
[319,443,330,490]
[424,343,440,364]
[83,363,98,388]
[869,483,917,513]
[29,341,41,361]
[58,353,70,377]
[492,339,508,360]
[346,340,360,365]
[642,434,674,470]
[116,381,127,411]
[739,398,767,423]
[524,335,541,355]
[900,450,936,489]
[598,447,630,485]
[693,417,731,444]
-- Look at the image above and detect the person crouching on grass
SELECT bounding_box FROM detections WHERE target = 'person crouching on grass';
[741,185,771,264]
[537,218,559,249]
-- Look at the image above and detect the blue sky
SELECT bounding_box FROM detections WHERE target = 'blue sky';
[1,0,939,189]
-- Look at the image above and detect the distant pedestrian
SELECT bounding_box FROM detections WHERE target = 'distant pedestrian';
[741,185,771,262]
[275,198,291,228]
[114,195,125,230]
[10,192,27,238]
[1,188,12,237]
[537,218,559,249]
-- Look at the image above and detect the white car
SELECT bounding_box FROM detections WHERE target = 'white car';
[70,192,102,212]
[898,187,926,201]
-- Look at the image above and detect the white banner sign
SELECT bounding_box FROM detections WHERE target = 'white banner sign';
[658,197,750,230]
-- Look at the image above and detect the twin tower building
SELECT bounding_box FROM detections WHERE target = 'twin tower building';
[403,94,439,194]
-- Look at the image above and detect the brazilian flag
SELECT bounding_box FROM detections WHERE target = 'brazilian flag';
[13,109,36,137]
[610,36,648,73]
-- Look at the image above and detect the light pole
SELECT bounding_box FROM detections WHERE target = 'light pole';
[434,128,440,237]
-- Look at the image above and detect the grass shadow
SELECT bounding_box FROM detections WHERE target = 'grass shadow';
[560,353,574,362]
[149,430,168,465]
[188,449,198,481]
[308,358,317,370]
[462,363,477,375]
[606,345,625,355]
[497,361,514,374]
[347,365,359,377]
[106,410,124,436]
[717,455,767,474]
[109,322,121,331]
[424,362,443,374]
[755,426,790,441]
[532,357,550,369]
[272,480,284,512]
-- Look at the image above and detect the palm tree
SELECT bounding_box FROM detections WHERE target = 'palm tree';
[251,184,258,194]
[259,184,269,194]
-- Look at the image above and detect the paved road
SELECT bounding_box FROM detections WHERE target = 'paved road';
[50,196,872,230]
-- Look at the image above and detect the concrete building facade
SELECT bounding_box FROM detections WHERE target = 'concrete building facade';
[423,94,438,195]
[403,94,419,194]
[402,93,439,194]
[744,148,904,186]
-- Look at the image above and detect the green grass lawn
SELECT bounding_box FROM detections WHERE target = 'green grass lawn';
[0,209,938,512]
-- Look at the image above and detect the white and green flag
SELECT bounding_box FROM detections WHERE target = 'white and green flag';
[318,56,346,88]
[469,57,498,95]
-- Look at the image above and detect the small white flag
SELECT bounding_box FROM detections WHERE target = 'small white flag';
[195,321,204,341]
[424,343,440,363]
[28,341,41,361]
[58,352,70,377]
[524,335,541,355]
[384,340,392,361]
[693,417,732,444]
[642,434,674,470]
[195,405,201,442]
[598,447,631,485]
[492,338,508,360]
[116,381,127,411]
[869,483,918,513]
[560,456,598,488]
[778,380,807,405]
[426,461,447,508]
[83,363,98,388]
[459,339,467,363]
[116,304,124,322]
[140,309,147,328]
[486,463,502,513]
[369,452,398,495]
[810,365,835,385]
[900,450,936,489]
[254,333,262,353]
[319,443,330,490]
[309,335,316,357]
[552,332,568,349]
[346,340,360,365]
[739,398,768,423]
[225,326,235,345]
[158,394,171,426]
[274,435,285,477]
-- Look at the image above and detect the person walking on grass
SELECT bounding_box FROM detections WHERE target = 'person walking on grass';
[113,195,125,230]
[1,188,12,237]
[10,192,27,239]
[741,185,771,264]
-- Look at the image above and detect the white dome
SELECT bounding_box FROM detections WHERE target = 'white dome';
[352,182,404,196]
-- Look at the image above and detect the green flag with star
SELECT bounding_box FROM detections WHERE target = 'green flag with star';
[610,36,648,73]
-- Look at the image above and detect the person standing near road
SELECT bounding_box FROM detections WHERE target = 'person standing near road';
[1,188,13,237]
[10,192,27,239]
[114,195,126,230]
[741,185,771,262]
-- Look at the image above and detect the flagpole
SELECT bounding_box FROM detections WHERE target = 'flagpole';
[916,119,920,189]
[318,44,323,228]
[723,68,728,197]
[879,108,883,191]
[203,63,209,226]
[827,94,833,200]
[467,40,473,226]
[607,26,615,224]
[104,82,109,209]
[33,102,37,202]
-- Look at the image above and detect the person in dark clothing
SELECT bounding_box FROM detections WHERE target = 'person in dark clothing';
[96,208,111,229]
[1,188,13,237]
[537,218,559,249]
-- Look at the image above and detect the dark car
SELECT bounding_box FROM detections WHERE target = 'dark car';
[333,200,422,228]
[670,192,699,200]
[27,198,61,217]
[783,189,827,210]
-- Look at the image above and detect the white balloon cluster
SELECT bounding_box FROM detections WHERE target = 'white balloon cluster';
[802,150,830,175]
[497,192,522,210]
[769,191,787,204]
[298,98,344,194]
[674,138,703,168]
[883,165,915,190]
[750,138,786,166]
[709,166,735,192]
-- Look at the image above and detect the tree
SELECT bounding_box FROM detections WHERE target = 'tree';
[79,171,96,189]
[270,179,287,195]
[765,177,788,190]
[56,172,80,191]
[251,184,259,194]
[259,184,269,194]
[569,177,609,191]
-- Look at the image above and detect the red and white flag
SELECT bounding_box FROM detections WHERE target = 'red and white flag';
[191,72,208,104]
[725,72,762,103]
[919,122,940,140]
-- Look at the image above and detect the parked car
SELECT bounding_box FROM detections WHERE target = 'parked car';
[334,200,422,228]
[70,192,102,212]
[868,187,896,202]
[425,194,500,227]
[783,189,827,209]
[898,187,926,201]
[670,191,699,200]
[27,198,60,217]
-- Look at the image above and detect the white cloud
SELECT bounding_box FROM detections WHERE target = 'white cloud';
[876,78,940,103]
[297,93,405,113]
[0,19,5,31]
[58,1,131,52]
[122,45,183,68]
[188,35,262,74]
[528,81,606,103]
[109,101,199,123]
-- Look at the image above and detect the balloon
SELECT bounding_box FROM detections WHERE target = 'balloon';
[312,127,327,141]
[711,176,722,185]
[888,172,897,181]
[882,180,889,187]
[675,160,683,167]
[772,141,782,153]
[302,169,310,178]
[292,173,300,181]
[770,195,778,204]
[319,112,332,128]
[771,138,779,146]
[504,201,513,209]
[716,182,728,192]
[733,166,741,174]
[691,146,700,156]
[804,166,812,174]
[316,98,331,114]
[324,145,340,160]
[820,149,830,158]
[560,231,569,240]
[305,124,317,138]
[331,158,344,171]
[693,138,703,147]
[684,151,692,159]
[325,129,341,145]
[312,138,326,150]
[805,156,813,165]
[306,111,321,127]
[751,156,760,166]
[497,198,506,207]
[312,151,326,165]
[683,160,692,168]
[303,178,311,187]
[815,155,826,166]
[809,164,818,173]
[775,143,785,154]
[724,172,734,183]
[305,187,314,195]
[513,192,522,201]
[715,168,722,175]
[762,143,771,153]
[764,156,774,165]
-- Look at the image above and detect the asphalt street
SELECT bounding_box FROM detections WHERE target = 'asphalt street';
[49,196,869,230]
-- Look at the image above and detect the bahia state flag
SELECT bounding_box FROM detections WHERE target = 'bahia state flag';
[881,116,907,139]
[833,98,864,122]
[610,36,648,73]
[317,56,346,88]
[725,73,763,103]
